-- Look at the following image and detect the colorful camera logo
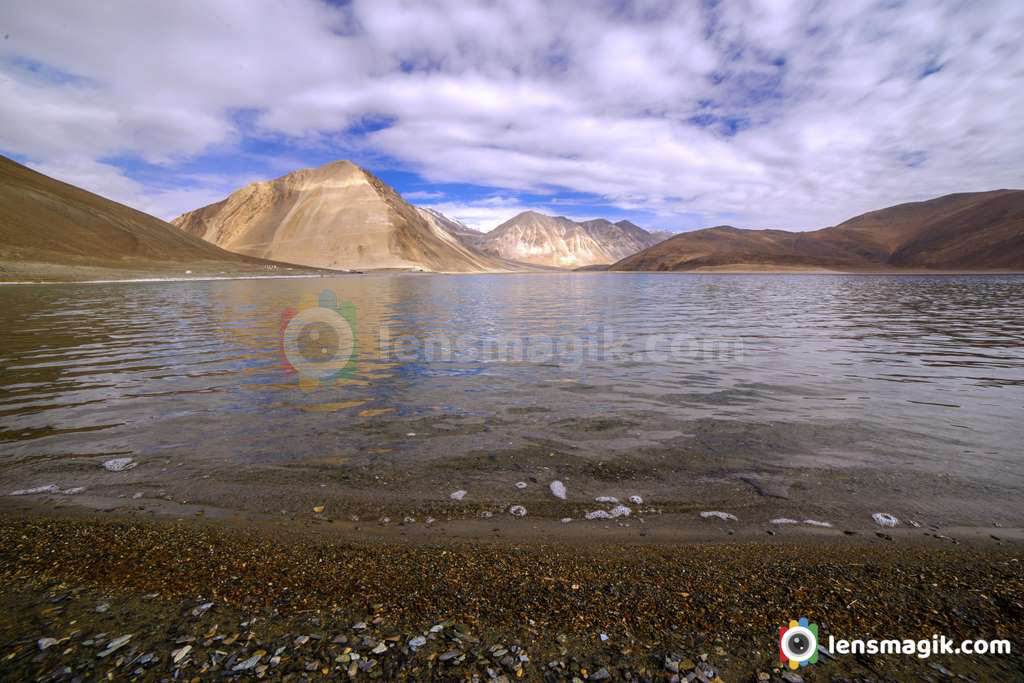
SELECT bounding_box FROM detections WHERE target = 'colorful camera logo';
[279,289,356,392]
[779,617,819,669]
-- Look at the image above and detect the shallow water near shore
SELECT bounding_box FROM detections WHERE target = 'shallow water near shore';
[1,273,1023,532]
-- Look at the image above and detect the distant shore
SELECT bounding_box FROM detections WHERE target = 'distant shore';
[4,266,1024,283]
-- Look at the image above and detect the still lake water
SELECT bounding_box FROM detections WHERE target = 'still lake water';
[2,273,1023,523]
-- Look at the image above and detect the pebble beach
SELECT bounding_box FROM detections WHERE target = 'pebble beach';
[1,506,1021,682]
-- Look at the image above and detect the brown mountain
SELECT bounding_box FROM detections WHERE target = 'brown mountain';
[478,211,664,268]
[0,155,316,281]
[173,161,517,273]
[612,190,1024,272]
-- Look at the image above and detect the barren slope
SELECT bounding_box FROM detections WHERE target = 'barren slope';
[613,190,1024,272]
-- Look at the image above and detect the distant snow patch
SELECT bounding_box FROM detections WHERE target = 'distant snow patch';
[103,458,137,472]
[10,484,85,496]
[449,490,467,501]
[549,480,567,500]
[10,485,60,496]
[770,518,799,525]
[585,505,631,520]
[700,511,738,521]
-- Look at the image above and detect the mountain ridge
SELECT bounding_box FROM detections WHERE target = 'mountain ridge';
[0,155,320,281]
[473,210,666,268]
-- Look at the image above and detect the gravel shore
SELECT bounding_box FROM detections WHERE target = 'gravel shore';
[0,512,1021,682]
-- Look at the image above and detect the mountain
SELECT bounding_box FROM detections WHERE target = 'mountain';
[0,155,315,281]
[173,161,515,273]
[415,207,487,250]
[612,190,1024,272]
[476,211,664,268]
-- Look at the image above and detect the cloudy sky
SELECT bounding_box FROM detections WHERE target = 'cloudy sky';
[1,0,1022,233]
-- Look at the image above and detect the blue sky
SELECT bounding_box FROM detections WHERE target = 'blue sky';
[1,1,1022,232]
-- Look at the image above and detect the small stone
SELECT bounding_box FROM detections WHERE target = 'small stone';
[313,505,325,513]
[515,481,528,489]
[509,505,527,517]
[781,672,805,683]
[132,492,143,499]
[439,650,460,662]
[98,634,132,657]
[38,637,58,651]
[233,653,263,671]
[191,601,213,616]
[589,667,611,681]
[408,636,426,650]
[171,644,192,664]
[295,635,310,645]
[95,603,109,613]
[450,490,467,501]
[872,512,899,527]
[628,495,643,504]
[371,642,387,654]
[699,511,737,521]
[549,480,567,499]
[594,496,618,503]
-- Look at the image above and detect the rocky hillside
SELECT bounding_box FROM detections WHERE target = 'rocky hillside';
[0,155,313,281]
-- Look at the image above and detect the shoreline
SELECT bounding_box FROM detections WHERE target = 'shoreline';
[0,508,1021,681]
[3,492,1022,549]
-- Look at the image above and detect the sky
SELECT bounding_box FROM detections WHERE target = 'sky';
[1,0,1023,234]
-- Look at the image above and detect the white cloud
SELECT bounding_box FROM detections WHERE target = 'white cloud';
[1,0,1022,229]
[404,190,444,200]
[422,195,600,233]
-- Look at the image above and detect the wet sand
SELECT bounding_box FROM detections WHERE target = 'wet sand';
[0,503,1022,681]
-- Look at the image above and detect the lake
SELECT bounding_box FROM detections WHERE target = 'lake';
[2,273,1023,532]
